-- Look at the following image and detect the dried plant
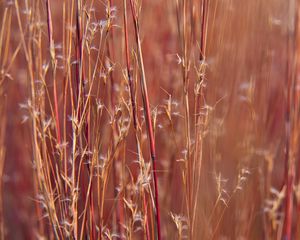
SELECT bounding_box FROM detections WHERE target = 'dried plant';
[1,0,300,239]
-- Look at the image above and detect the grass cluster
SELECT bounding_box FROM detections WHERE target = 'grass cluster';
[0,0,300,239]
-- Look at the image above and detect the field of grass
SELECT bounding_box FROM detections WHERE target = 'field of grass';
[0,0,299,239]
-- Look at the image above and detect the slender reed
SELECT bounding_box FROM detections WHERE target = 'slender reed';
[129,1,161,239]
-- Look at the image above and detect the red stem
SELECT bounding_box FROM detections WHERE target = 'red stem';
[123,1,150,239]
[128,1,161,239]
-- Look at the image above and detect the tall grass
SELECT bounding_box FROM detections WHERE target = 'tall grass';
[1,0,300,239]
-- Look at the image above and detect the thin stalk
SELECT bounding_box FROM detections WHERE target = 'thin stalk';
[129,1,161,239]
[283,1,297,239]
[192,0,209,234]
[123,1,150,239]
[45,0,62,160]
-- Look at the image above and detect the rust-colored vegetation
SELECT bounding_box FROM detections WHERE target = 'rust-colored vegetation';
[1,0,300,239]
